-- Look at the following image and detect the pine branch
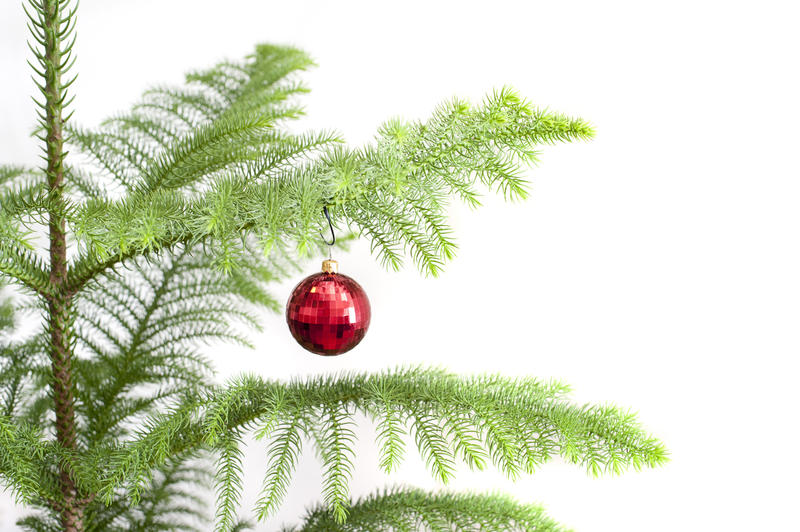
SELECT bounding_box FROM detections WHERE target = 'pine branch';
[72,242,277,448]
[316,405,357,523]
[97,368,666,526]
[62,44,318,199]
[64,126,143,191]
[1,337,46,418]
[122,453,211,531]
[285,487,570,532]
[0,240,52,296]
[0,415,59,505]
[19,452,214,532]
[62,46,592,288]
[254,414,303,523]
[0,166,51,295]
[213,431,245,532]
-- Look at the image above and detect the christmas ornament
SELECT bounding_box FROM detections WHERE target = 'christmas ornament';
[286,207,370,356]
[286,259,371,356]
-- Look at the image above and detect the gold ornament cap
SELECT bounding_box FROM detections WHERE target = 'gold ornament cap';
[321,259,338,274]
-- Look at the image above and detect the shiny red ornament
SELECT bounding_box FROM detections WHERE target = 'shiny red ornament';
[286,260,371,356]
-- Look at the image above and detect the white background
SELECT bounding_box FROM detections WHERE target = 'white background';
[1,0,799,530]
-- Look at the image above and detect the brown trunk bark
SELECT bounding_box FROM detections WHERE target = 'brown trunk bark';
[42,1,84,530]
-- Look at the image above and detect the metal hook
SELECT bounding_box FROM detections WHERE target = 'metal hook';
[319,205,335,246]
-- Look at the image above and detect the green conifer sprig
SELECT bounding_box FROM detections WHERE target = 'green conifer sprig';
[69,241,284,449]
[214,430,246,532]
[33,43,592,283]
[87,369,666,526]
[281,487,570,532]
[17,453,212,532]
[67,92,592,278]
[0,240,51,296]
[0,415,50,504]
[0,168,51,296]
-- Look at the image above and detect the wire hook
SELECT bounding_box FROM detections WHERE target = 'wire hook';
[319,205,336,246]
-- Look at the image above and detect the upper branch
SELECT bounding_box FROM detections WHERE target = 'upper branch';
[67,87,593,290]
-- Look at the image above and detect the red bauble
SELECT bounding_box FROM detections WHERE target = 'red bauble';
[286,260,371,356]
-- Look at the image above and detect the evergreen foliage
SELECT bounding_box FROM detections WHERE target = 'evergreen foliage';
[280,488,570,532]
[0,1,666,531]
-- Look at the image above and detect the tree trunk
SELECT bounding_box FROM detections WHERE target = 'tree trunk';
[42,1,84,530]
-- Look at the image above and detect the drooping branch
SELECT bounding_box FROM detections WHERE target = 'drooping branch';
[283,487,570,532]
[95,368,667,527]
[0,241,52,296]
